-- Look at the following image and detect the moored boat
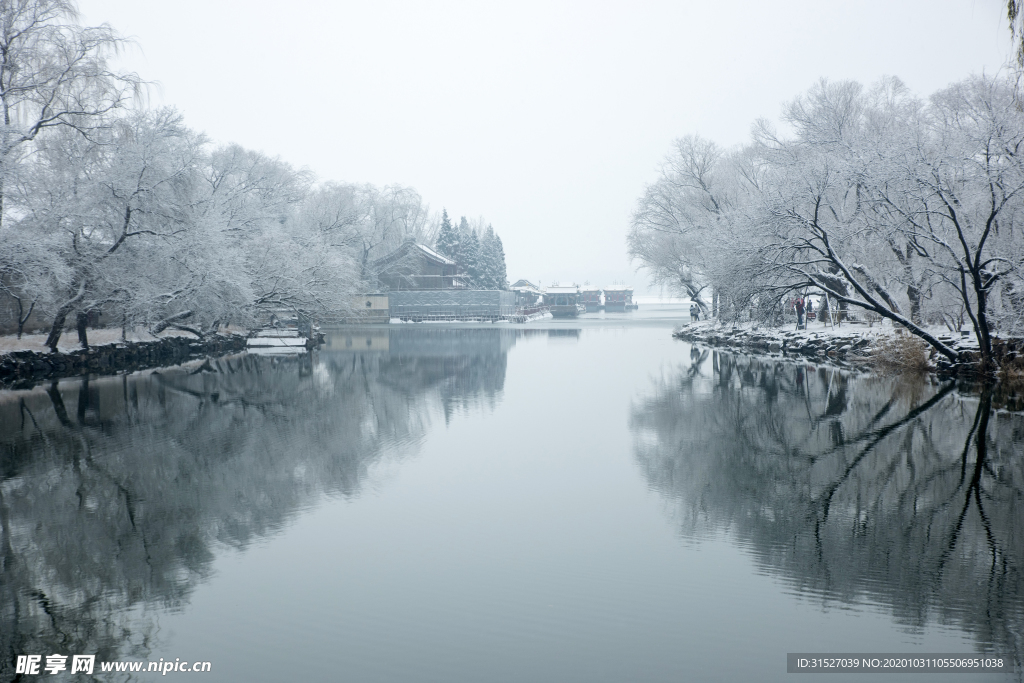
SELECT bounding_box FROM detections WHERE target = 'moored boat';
[603,286,635,311]
[544,286,585,317]
[579,287,602,312]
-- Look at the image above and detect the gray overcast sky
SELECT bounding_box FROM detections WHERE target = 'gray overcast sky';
[79,0,1010,292]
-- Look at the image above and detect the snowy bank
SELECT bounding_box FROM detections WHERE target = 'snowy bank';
[672,320,998,373]
[0,334,248,388]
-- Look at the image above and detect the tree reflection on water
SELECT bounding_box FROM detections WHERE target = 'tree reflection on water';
[0,327,529,681]
[631,349,1024,667]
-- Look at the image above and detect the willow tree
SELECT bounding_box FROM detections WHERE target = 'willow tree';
[0,0,141,348]
[23,109,205,349]
[0,0,142,224]
[628,135,759,318]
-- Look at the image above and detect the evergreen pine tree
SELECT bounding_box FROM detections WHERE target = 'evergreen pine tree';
[435,209,459,261]
[435,211,506,289]
[458,217,482,287]
[479,225,499,289]
[493,230,508,289]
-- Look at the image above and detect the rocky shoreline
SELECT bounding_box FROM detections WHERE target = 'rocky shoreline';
[671,321,994,374]
[673,323,878,367]
[0,334,249,388]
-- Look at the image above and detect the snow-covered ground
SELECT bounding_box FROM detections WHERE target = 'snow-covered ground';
[0,327,243,355]
[674,317,964,344]
[673,317,979,369]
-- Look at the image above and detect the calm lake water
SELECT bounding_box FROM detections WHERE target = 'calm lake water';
[1,305,1021,682]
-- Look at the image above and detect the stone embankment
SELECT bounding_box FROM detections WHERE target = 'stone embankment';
[0,334,248,388]
[673,322,888,366]
[674,322,1024,377]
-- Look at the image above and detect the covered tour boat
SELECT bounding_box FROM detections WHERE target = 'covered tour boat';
[579,287,602,312]
[603,286,636,311]
[543,286,586,317]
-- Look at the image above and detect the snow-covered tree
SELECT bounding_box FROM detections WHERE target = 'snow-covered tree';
[357,185,430,282]
[457,217,481,287]
[0,0,142,229]
[434,209,459,261]
[492,232,508,290]
[755,76,1024,366]
[629,74,1024,369]
[476,225,498,289]
[18,108,204,349]
[0,3,526,341]
[0,223,69,337]
[476,224,509,290]
[628,135,757,317]
[872,76,1024,363]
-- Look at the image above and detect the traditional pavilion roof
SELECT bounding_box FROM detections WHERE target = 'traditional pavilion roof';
[370,240,456,270]
[415,243,455,265]
[510,279,540,291]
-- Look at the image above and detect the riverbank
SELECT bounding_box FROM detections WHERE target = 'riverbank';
[672,319,989,373]
[0,333,248,388]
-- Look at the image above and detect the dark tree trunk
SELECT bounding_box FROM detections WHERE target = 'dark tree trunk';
[45,283,86,353]
[77,377,90,424]
[76,312,89,350]
[45,382,72,427]
[907,284,922,325]
[168,323,204,340]
[16,298,33,339]
[974,290,993,369]
[959,257,995,370]
[45,310,69,353]
[151,310,195,335]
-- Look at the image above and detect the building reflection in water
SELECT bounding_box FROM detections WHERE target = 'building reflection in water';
[630,348,1024,668]
[0,326,539,681]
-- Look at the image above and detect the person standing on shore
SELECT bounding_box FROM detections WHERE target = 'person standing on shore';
[795,297,805,329]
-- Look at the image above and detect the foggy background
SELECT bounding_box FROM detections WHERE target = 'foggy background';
[78,0,1010,294]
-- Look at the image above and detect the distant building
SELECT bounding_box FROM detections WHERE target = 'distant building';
[370,239,469,291]
[510,279,542,306]
[603,286,634,310]
[336,293,390,324]
[389,290,515,322]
